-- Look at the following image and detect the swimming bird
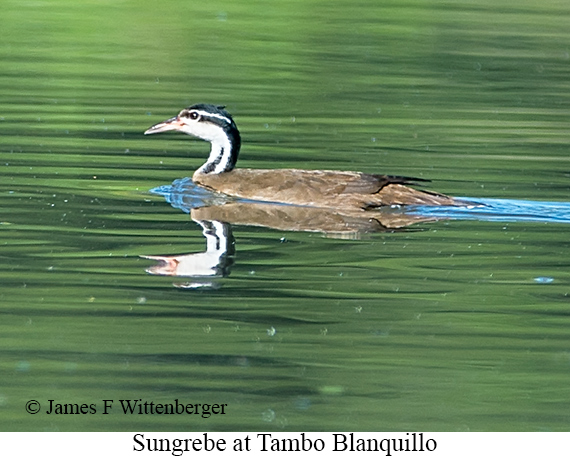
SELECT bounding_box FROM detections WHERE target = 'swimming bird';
[144,104,461,208]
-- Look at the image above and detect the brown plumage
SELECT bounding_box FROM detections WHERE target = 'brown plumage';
[194,169,457,209]
[145,104,463,209]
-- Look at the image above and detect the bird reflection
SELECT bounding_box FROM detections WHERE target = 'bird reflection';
[190,201,435,237]
[142,178,438,288]
[141,220,235,289]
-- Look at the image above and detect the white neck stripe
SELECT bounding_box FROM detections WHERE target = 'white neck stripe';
[192,110,232,124]
[213,147,233,174]
[196,134,234,175]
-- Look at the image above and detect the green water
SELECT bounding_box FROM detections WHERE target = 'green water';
[1,0,570,431]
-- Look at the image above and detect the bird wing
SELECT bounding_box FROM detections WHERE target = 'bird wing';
[193,169,456,208]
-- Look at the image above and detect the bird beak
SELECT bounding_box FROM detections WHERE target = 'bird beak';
[144,116,185,135]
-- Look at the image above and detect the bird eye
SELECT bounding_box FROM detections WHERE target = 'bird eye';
[188,111,199,120]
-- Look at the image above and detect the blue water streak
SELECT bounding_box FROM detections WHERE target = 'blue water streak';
[408,198,570,224]
[150,177,233,213]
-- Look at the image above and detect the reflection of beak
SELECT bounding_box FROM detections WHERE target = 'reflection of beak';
[141,254,179,275]
[144,116,185,135]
